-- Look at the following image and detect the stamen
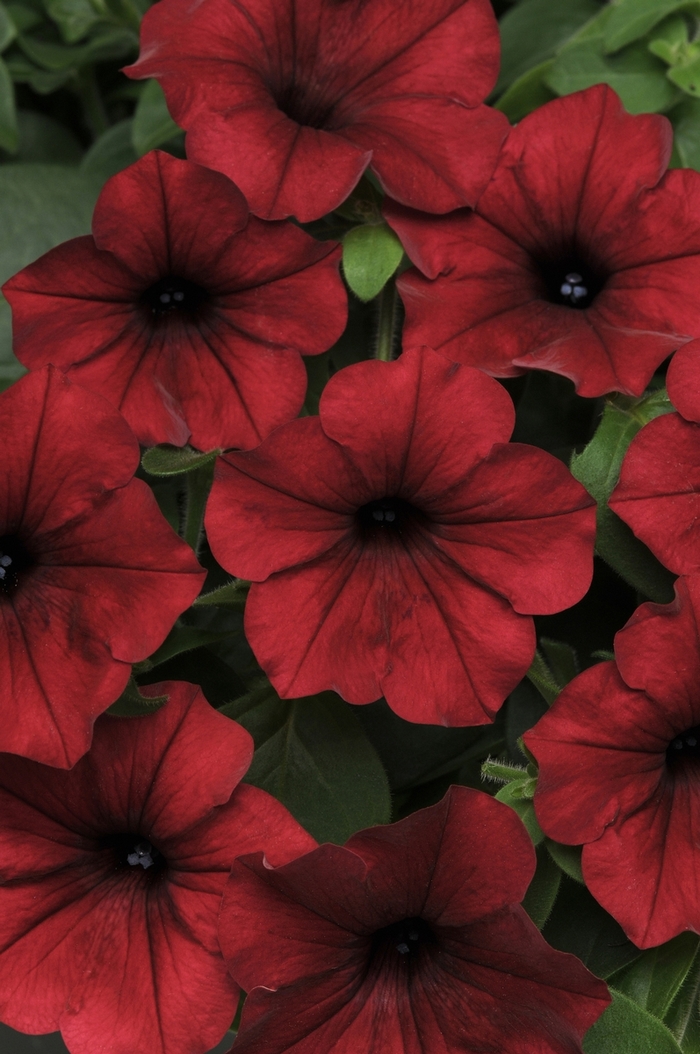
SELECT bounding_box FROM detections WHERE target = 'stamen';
[127,841,158,869]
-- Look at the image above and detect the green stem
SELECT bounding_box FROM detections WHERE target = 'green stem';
[375,278,398,362]
[184,461,215,553]
[76,67,110,140]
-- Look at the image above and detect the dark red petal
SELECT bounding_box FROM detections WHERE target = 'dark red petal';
[609,412,700,574]
[614,577,700,715]
[243,538,535,724]
[0,367,138,535]
[667,339,700,422]
[582,776,700,948]
[206,418,365,581]
[525,663,666,847]
[318,347,516,496]
[431,443,595,614]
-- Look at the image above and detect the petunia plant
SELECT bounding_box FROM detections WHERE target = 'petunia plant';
[3,2,700,1054]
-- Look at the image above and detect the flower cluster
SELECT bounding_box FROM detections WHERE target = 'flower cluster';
[1,0,700,1052]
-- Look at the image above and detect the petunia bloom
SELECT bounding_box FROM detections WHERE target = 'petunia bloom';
[0,681,316,1054]
[666,336,700,422]
[3,150,347,452]
[125,0,509,222]
[608,405,700,575]
[525,576,700,948]
[387,84,700,397]
[205,345,596,726]
[219,785,610,1054]
[0,365,205,768]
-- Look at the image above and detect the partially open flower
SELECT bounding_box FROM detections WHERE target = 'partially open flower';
[219,785,610,1054]
[125,0,508,221]
[0,682,316,1054]
[388,85,700,397]
[4,151,347,452]
[526,576,700,947]
[205,345,595,726]
[0,365,204,768]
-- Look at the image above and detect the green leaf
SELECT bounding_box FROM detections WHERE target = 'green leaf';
[546,839,585,883]
[223,687,391,844]
[0,163,103,381]
[570,391,677,602]
[526,650,560,705]
[342,222,404,302]
[0,54,17,152]
[141,444,220,477]
[611,934,700,1021]
[17,26,135,71]
[668,50,700,95]
[670,95,700,167]
[495,59,558,122]
[546,37,680,113]
[665,951,700,1052]
[46,0,103,43]
[495,0,601,92]
[522,842,562,929]
[193,580,249,609]
[4,53,71,92]
[0,2,16,51]
[80,117,138,179]
[648,14,691,65]
[4,2,41,33]
[3,109,82,163]
[543,877,642,979]
[107,677,169,717]
[540,638,579,688]
[132,78,180,156]
[604,0,700,55]
[495,781,544,845]
[584,990,683,1054]
[143,625,235,670]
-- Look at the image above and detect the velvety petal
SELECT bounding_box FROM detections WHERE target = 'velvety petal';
[0,367,138,536]
[0,684,313,1054]
[525,663,668,846]
[667,338,700,422]
[431,444,595,614]
[221,787,608,1054]
[128,0,503,219]
[244,533,535,724]
[186,108,371,223]
[318,347,516,496]
[206,419,367,580]
[609,412,700,574]
[5,153,346,450]
[582,774,700,947]
[92,149,249,273]
[477,85,671,259]
[343,100,508,214]
[614,578,700,711]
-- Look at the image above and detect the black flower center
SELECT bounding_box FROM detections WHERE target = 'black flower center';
[666,724,700,768]
[357,498,418,535]
[143,276,209,317]
[276,81,336,129]
[101,833,167,881]
[370,917,437,966]
[538,254,607,310]
[0,534,34,596]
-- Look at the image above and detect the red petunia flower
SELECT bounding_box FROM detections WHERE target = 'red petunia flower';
[3,151,347,452]
[205,346,595,726]
[0,366,205,768]
[608,408,700,574]
[219,785,610,1054]
[0,681,316,1054]
[387,85,700,397]
[525,576,700,948]
[666,337,700,422]
[125,0,509,222]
